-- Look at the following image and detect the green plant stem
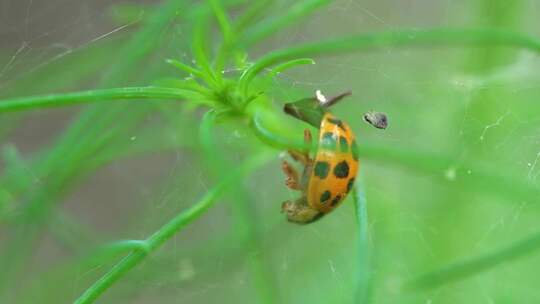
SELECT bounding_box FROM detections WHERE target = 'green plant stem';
[352,175,372,303]
[359,144,540,204]
[192,10,222,88]
[200,110,223,169]
[240,28,540,91]
[165,59,206,78]
[209,0,235,70]
[234,0,273,34]
[102,0,190,85]
[73,154,271,304]
[266,58,315,79]
[0,0,193,297]
[209,0,233,43]
[0,87,196,113]
[250,113,308,151]
[407,230,540,289]
[200,111,277,304]
[240,0,331,47]
[250,116,540,204]
[47,211,97,253]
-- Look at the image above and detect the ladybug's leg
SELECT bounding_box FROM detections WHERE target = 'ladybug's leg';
[303,129,313,157]
[288,150,309,165]
[287,129,314,165]
[281,198,323,224]
[281,160,300,190]
[304,128,313,143]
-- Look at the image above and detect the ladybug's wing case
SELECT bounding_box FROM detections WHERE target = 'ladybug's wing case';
[307,113,359,214]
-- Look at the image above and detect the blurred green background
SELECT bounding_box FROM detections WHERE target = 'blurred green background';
[2,0,540,303]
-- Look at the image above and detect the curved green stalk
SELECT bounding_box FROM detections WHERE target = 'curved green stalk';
[102,0,190,85]
[200,110,223,170]
[0,0,199,300]
[74,153,272,304]
[192,10,222,88]
[359,144,540,204]
[0,87,199,113]
[4,2,540,301]
[406,230,540,289]
[240,0,331,47]
[266,58,315,79]
[251,119,540,295]
[200,111,277,304]
[250,118,540,203]
[210,0,236,70]
[352,175,372,303]
[165,59,206,78]
[209,0,233,44]
[240,28,540,91]
[250,112,308,150]
[233,0,273,33]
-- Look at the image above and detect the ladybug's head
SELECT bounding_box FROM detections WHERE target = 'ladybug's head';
[283,90,351,128]
[283,97,324,128]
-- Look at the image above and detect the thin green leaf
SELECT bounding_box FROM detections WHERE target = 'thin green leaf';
[103,0,190,85]
[249,117,540,207]
[73,153,272,304]
[0,38,127,98]
[352,176,372,303]
[209,0,238,71]
[100,240,151,255]
[267,57,315,79]
[407,231,540,289]
[250,112,308,150]
[209,0,234,43]
[47,211,97,252]
[359,143,540,204]
[192,10,222,87]
[240,28,540,91]
[200,110,223,170]
[199,110,277,304]
[234,0,274,33]
[0,0,195,297]
[108,3,149,25]
[0,87,197,113]
[240,0,331,47]
[165,59,205,78]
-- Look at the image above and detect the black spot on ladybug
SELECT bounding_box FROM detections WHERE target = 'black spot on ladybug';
[351,140,359,161]
[320,190,331,203]
[321,132,337,150]
[327,117,347,131]
[339,136,348,152]
[333,161,349,178]
[330,194,342,206]
[347,178,355,193]
[314,161,330,178]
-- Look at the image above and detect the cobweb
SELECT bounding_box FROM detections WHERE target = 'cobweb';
[2,0,540,303]
[0,0,149,89]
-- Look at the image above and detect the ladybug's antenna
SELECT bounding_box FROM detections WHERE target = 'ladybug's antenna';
[318,90,352,108]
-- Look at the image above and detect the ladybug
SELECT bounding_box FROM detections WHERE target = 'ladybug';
[280,91,360,224]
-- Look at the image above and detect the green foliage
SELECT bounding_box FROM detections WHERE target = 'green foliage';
[2,0,540,303]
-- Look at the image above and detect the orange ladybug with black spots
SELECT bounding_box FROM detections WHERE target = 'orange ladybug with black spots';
[281,92,360,224]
